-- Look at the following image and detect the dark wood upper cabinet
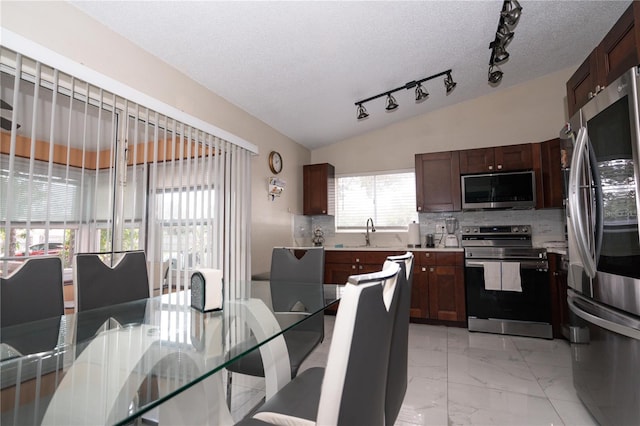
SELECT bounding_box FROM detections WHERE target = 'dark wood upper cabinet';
[598,2,640,86]
[567,3,640,117]
[459,143,533,174]
[566,50,601,118]
[535,138,564,209]
[415,151,461,212]
[303,163,335,215]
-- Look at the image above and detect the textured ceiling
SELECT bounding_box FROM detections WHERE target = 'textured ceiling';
[70,1,632,150]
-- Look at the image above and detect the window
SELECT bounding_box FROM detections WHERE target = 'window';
[336,170,418,230]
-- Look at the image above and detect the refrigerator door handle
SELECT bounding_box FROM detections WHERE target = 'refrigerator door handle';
[568,127,596,278]
[568,294,640,341]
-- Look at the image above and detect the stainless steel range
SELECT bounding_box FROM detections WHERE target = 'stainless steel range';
[462,225,552,339]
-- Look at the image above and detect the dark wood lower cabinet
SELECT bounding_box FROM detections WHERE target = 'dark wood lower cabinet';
[411,266,429,319]
[411,251,466,326]
[428,265,466,322]
[324,249,466,326]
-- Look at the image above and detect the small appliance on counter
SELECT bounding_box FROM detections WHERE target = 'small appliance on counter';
[312,228,325,246]
[444,217,459,247]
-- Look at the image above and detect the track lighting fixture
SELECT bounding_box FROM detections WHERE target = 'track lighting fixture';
[488,64,503,84]
[354,69,455,120]
[488,0,522,85]
[356,103,369,120]
[501,0,522,26]
[385,93,399,111]
[492,44,510,64]
[444,72,457,94]
[415,83,429,102]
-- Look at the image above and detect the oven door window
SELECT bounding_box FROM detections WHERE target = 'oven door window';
[465,266,551,323]
[587,96,640,279]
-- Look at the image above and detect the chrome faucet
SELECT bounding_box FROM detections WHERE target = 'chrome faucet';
[365,217,376,246]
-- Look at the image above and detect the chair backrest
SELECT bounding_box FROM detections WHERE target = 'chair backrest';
[384,252,414,426]
[1,256,64,327]
[74,250,150,312]
[316,261,401,426]
[269,247,325,312]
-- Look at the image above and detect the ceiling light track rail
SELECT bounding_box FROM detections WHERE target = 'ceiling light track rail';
[354,69,456,120]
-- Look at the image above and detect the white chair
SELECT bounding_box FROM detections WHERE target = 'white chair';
[235,261,401,426]
[384,252,414,426]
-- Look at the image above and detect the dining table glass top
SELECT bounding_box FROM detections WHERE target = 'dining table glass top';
[0,282,342,425]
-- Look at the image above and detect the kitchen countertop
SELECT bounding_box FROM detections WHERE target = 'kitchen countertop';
[324,246,464,252]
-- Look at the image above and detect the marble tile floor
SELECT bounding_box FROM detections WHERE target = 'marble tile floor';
[228,316,599,425]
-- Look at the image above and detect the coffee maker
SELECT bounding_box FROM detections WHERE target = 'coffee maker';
[444,217,459,247]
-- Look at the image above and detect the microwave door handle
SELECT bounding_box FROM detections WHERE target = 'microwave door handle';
[568,127,597,278]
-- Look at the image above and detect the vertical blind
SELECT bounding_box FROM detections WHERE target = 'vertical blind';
[0,45,253,301]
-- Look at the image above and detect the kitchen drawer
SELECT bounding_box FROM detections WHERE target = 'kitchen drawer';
[325,250,400,265]
[435,252,463,266]
[416,251,438,266]
[416,251,462,267]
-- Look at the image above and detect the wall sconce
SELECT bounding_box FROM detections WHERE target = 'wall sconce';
[354,69,455,120]
[488,0,522,85]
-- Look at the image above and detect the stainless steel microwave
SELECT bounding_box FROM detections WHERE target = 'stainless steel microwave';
[461,170,536,210]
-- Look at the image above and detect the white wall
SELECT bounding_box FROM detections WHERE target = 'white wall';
[311,67,573,174]
[1,1,308,274]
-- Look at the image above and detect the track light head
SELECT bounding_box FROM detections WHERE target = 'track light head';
[493,45,510,64]
[415,83,429,102]
[496,23,514,46]
[488,64,503,84]
[501,0,522,26]
[444,72,456,94]
[356,103,369,120]
[385,94,399,111]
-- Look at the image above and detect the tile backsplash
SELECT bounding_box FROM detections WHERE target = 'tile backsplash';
[293,208,566,248]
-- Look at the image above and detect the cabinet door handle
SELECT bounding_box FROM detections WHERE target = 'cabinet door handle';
[421,267,427,272]
[351,265,356,269]
[497,164,503,170]
[488,165,494,170]
[588,91,594,99]
[430,267,435,272]
[424,252,430,257]
[355,258,360,263]
[417,206,422,211]
[359,265,363,270]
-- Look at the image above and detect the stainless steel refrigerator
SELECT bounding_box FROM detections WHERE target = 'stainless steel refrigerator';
[563,66,640,426]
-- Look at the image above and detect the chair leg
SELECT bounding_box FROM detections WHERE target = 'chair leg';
[226,371,233,409]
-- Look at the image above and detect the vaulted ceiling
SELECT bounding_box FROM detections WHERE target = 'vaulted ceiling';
[70,1,632,150]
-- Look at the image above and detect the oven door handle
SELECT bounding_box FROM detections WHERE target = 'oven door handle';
[465,260,548,270]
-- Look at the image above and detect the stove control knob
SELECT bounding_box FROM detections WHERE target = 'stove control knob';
[513,227,519,232]
[464,228,470,233]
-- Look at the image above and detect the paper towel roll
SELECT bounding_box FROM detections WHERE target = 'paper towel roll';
[408,222,421,247]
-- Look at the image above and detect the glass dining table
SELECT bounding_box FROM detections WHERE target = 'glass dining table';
[0,282,342,425]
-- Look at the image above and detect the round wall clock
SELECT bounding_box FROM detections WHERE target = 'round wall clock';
[268,151,283,174]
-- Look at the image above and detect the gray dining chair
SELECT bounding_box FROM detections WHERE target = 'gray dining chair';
[1,256,64,327]
[74,250,150,312]
[384,251,414,426]
[235,261,401,426]
[226,247,325,405]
